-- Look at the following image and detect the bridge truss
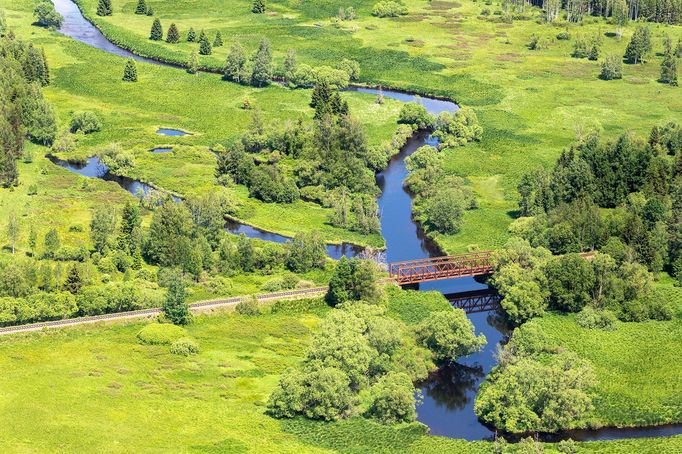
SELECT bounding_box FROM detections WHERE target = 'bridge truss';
[388,251,495,285]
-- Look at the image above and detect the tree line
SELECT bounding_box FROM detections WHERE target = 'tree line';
[0,33,56,188]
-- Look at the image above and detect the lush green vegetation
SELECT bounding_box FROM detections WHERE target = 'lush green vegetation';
[62,0,682,253]
[1,290,682,452]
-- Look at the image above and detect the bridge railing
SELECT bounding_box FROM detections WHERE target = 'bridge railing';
[389,251,495,285]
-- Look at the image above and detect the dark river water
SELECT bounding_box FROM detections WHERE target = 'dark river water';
[49,0,682,442]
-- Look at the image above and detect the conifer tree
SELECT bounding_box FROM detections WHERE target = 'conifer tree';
[134,0,146,14]
[660,36,679,86]
[624,25,652,64]
[166,23,180,43]
[310,80,332,108]
[149,18,163,41]
[198,30,212,55]
[187,27,196,42]
[252,0,266,13]
[187,49,199,74]
[213,30,223,47]
[250,38,272,86]
[600,54,622,80]
[122,58,138,82]
[63,264,83,294]
[163,272,191,325]
[146,6,153,15]
[96,0,112,16]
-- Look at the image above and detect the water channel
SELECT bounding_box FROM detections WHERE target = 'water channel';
[49,0,682,442]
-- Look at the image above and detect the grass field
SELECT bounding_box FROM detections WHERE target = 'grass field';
[69,0,682,252]
[1,292,682,453]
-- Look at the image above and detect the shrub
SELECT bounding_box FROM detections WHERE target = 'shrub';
[372,0,408,17]
[556,30,570,40]
[137,323,187,345]
[69,111,102,134]
[528,34,549,50]
[236,297,261,316]
[576,307,617,331]
[600,55,622,80]
[170,337,200,355]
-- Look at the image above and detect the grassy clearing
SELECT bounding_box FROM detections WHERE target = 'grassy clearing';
[1,292,682,452]
[71,0,682,252]
[1,0,400,250]
[527,284,682,429]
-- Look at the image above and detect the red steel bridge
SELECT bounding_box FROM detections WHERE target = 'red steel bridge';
[389,251,495,285]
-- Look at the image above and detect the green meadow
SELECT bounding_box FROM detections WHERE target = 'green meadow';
[72,0,682,252]
[1,293,682,453]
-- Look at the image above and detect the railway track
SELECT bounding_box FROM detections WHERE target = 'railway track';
[0,286,328,336]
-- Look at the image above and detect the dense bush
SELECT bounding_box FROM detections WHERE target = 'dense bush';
[137,323,187,345]
[170,337,200,355]
[33,1,63,28]
[235,297,262,316]
[398,102,432,129]
[576,307,617,330]
[372,0,408,17]
[69,111,102,134]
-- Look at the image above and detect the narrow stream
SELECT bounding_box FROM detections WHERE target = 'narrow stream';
[49,0,682,442]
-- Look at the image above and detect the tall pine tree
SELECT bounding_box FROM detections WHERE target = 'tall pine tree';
[250,38,272,87]
[252,0,265,13]
[187,27,196,42]
[660,37,679,86]
[96,0,112,16]
[163,273,191,325]
[213,31,223,47]
[149,18,163,41]
[122,58,138,82]
[166,23,180,43]
[134,0,146,14]
[198,30,212,55]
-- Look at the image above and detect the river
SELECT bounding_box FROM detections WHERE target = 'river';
[48,0,682,442]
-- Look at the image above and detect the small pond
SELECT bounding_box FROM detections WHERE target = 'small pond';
[156,128,190,136]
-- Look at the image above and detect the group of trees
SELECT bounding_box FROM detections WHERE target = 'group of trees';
[405,145,477,235]
[491,238,664,325]
[516,122,682,280]
[0,187,332,326]
[268,263,485,423]
[215,88,392,235]
[475,323,596,433]
[223,38,272,86]
[538,0,682,24]
[395,104,482,235]
[281,49,360,89]
[0,34,55,187]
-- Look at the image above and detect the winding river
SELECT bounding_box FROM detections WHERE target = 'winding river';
[49,0,682,442]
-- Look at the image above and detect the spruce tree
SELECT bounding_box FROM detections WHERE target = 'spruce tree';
[96,0,112,16]
[283,48,297,81]
[122,58,138,82]
[166,23,180,43]
[187,49,199,74]
[134,0,146,14]
[250,38,272,87]
[187,27,196,42]
[624,25,652,64]
[252,0,265,13]
[326,256,352,306]
[63,264,83,294]
[146,6,153,15]
[310,80,332,108]
[660,41,679,86]
[599,54,622,80]
[149,18,163,41]
[163,272,191,325]
[213,30,223,47]
[198,30,212,55]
